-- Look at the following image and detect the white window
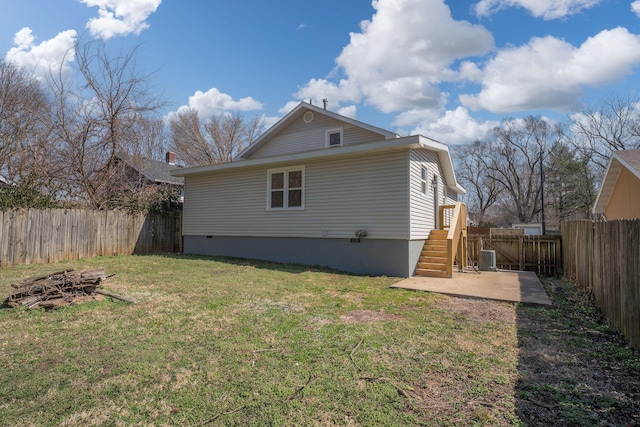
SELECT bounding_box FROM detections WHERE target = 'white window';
[267,166,305,210]
[325,127,343,148]
[420,167,427,194]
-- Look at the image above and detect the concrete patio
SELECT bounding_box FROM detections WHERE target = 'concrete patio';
[391,269,552,305]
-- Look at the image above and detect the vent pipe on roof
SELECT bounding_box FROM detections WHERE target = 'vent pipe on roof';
[323,98,328,110]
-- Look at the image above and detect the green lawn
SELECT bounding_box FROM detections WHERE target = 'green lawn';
[0,255,637,426]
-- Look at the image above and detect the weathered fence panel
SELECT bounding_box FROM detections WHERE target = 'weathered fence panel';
[562,219,640,349]
[468,235,562,275]
[0,209,182,267]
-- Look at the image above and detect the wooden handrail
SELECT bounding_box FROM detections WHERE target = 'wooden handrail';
[439,203,468,277]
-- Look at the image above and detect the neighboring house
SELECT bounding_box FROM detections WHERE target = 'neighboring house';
[593,149,640,220]
[171,102,465,277]
[116,152,185,202]
[512,223,542,236]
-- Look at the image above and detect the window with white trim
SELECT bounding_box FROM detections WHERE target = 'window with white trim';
[325,127,343,148]
[420,166,427,194]
[267,166,305,210]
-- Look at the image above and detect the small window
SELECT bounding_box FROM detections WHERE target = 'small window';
[325,127,343,148]
[267,166,305,210]
[420,167,427,194]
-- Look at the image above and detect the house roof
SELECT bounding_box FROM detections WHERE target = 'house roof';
[117,154,184,186]
[592,149,640,214]
[172,134,466,194]
[235,101,399,160]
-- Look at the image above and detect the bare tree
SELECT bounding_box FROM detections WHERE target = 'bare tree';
[168,108,212,165]
[570,92,640,172]
[46,41,165,208]
[452,140,502,225]
[170,108,263,166]
[0,60,50,183]
[486,116,562,224]
[130,116,169,161]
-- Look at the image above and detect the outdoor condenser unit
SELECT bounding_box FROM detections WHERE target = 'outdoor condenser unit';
[479,249,497,271]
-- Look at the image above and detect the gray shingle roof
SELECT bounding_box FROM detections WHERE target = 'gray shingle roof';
[616,149,640,175]
[117,154,184,186]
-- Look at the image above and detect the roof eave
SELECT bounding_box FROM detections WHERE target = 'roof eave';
[172,135,422,177]
[416,136,465,194]
[592,155,620,214]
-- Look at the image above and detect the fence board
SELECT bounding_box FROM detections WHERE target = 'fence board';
[0,209,182,267]
[562,219,640,349]
[468,235,562,275]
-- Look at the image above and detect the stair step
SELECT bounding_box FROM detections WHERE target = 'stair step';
[424,239,447,249]
[419,255,447,263]
[417,261,447,270]
[415,268,450,278]
[421,249,447,257]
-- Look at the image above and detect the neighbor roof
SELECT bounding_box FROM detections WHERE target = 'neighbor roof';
[117,155,184,186]
[592,149,640,214]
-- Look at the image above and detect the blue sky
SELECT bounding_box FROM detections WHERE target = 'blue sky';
[1,0,640,145]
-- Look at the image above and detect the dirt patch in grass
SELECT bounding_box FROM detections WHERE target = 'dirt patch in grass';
[340,310,404,324]
[326,289,366,305]
[437,296,517,325]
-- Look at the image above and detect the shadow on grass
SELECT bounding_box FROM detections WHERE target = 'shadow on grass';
[154,252,362,276]
[514,275,640,426]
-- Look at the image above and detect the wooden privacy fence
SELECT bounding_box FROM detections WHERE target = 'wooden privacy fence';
[562,219,640,349]
[467,234,562,275]
[0,209,182,267]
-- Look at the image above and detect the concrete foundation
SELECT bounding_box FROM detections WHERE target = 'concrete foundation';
[184,235,425,277]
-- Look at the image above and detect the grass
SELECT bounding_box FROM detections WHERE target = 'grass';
[515,276,640,426]
[0,254,637,426]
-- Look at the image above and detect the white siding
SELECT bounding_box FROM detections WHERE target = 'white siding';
[183,150,410,239]
[409,148,445,239]
[249,114,388,159]
[445,187,458,204]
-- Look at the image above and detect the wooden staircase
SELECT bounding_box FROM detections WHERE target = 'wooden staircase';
[415,203,468,278]
[415,229,449,278]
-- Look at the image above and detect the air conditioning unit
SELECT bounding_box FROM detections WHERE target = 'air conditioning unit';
[479,250,497,271]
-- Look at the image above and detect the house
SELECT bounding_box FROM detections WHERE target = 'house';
[117,151,185,188]
[116,152,185,203]
[592,149,640,220]
[171,102,466,277]
[512,223,542,236]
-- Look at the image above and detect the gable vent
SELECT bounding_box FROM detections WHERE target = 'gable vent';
[303,111,314,123]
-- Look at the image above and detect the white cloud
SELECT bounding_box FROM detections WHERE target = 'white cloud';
[173,87,263,119]
[396,106,499,145]
[295,0,493,114]
[294,78,361,107]
[4,27,77,79]
[632,1,640,17]
[461,28,640,113]
[337,105,358,119]
[80,0,161,39]
[458,61,484,82]
[261,115,282,129]
[474,0,601,20]
[278,101,301,116]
